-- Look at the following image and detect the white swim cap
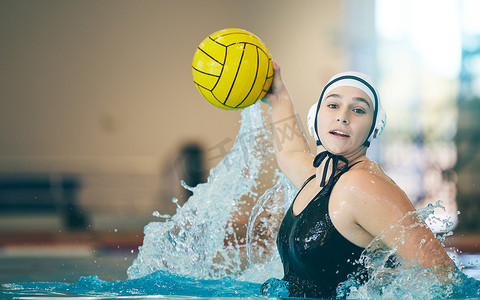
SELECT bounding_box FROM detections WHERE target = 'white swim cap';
[307,71,386,147]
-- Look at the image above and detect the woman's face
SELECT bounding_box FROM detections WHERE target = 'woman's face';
[317,85,374,156]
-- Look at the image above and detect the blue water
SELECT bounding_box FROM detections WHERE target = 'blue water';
[2,103,480,299]
[2,271,263,298]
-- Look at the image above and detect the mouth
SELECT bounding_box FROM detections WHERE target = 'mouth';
[329,130,350,138]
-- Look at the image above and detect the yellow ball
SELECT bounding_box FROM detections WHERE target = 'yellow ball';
[192,28,273,110]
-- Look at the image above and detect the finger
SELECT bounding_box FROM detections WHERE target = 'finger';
[271,60,281,75]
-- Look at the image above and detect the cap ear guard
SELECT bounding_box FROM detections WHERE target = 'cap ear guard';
[369,104,386,142]
[307,102,320,143]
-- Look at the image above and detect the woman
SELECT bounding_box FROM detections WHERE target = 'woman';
[261,62,455,298]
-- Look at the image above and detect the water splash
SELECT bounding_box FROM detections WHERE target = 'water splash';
[127,103,294,282]
[337,202,480,299]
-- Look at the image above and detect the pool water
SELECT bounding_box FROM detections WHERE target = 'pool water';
[0,255,266,299]
[2,103,480,299]
[2,251,479,299]
[0,254,135,285]
[2,270,264,298]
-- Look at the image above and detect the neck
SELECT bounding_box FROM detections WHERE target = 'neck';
[342,147,368,165]
[312,145,368,191]
[315,145,367,172]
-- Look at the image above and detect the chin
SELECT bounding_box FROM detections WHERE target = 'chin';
[323,142,362,157]
[323,145,348,155]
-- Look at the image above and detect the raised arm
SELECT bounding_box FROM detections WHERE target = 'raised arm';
[265,62,315,188]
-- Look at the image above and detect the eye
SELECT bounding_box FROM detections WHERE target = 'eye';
[327,104,338,109]
[353,108,366,114]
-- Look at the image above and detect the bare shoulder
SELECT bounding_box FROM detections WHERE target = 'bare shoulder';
[338,160,399,191]
[333,160,416,224]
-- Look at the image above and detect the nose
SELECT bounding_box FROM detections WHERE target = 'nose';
[336,111,349,124]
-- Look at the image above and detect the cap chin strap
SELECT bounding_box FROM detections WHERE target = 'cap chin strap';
[313,151,349,195]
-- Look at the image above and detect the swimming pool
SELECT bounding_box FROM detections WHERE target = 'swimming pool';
[2,104,480,299]
[0,251,266,299]
[1,248,480,299]
[0,244,244,296]
[0,251,135,285]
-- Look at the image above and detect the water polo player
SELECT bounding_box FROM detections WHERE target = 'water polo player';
[261,62,455,298]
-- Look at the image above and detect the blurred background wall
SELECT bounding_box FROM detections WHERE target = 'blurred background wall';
[0,0,346,235]
[0,0,479,240]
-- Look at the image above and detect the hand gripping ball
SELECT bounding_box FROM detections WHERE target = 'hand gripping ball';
[192,28,273,110]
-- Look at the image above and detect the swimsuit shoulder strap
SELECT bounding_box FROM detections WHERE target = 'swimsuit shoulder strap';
[300,174,316,190]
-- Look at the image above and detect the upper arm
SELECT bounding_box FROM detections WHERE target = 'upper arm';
[277,150,315,189]
[345,171,415,239]
[340,170,454,269]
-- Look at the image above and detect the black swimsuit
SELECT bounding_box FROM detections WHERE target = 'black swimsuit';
[275,172,367,298]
